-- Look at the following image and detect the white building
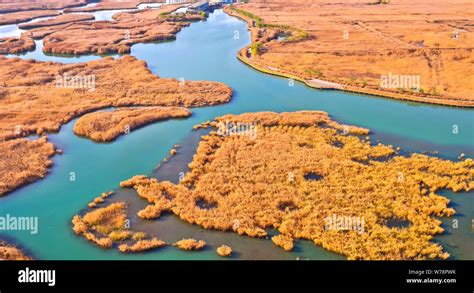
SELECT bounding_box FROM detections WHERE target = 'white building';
[166,0,188,4]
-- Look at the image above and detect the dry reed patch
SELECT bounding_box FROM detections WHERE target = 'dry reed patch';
[81,202,128,234]
[88,191,114,208]
[0,241,32,260]
[63,1,142,13]
[23,4,199,55]
[0,55,231,196]
[0,53,232,195]
[227,1,474,104]
[0,10,61,26]
[109,230,131,241]
[132,232,147,241]
[0,35,35,54]
[121,177,176,220]
[72,202,127,248]
[271,234,294,251]
[18,13,95,30]
[118,111,472,260]
[1,4,197,55]
[72,201,165,251]
[0,0,86,14]
[0,55,231,142]
[118,237,166,253]
[216,245,232,257]
[73,107,191,142]
[175,238,206,251]
[0,136,55,196]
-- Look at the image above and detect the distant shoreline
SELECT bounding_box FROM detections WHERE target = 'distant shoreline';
[224,6,474,109]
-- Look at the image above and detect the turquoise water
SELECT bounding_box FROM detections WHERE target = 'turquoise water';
[436,190,474,260]
[0,9,472,260]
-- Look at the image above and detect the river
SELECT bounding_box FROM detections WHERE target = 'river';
[0,9,472,260]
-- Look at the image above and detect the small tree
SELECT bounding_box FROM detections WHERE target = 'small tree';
[251,42,262,56]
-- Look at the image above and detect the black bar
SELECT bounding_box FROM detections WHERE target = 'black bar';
[0,261,472,290]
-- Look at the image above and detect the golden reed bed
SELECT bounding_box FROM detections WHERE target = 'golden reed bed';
[73,111,473,260]
[73,107,191,142]
[0,241,32,260]
[0,55,232,196]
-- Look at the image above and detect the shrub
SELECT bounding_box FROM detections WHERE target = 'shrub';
[216,245,232,257]
[109,230,131,241]
[175,238,206,251]
[132,232,146,241]
[118,237,166,253]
